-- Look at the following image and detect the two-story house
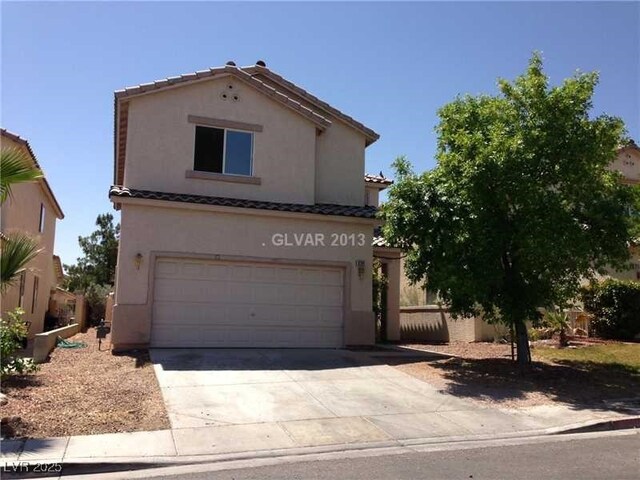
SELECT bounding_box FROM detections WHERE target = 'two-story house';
[109,61,390,350]
[1,129,65,337]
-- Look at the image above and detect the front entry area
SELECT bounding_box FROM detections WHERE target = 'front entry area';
[151,257,345,348]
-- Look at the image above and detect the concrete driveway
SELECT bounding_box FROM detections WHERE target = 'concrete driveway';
[150,349,541,455]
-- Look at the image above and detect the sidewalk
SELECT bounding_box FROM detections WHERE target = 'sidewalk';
[1,404,637,468]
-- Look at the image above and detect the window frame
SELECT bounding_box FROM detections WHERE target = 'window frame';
[18,271,26,308]
[31,276,39,314]
[38,203,46,233]
[193,125,255,177]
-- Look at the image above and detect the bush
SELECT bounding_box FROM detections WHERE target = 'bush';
[581,279,640,340]
[0,308,38,376]
[84,283,112,326]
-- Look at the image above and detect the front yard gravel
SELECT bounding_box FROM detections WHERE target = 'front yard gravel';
[0,328,169,438]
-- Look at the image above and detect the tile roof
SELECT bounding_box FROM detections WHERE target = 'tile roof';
[243,65,380,145]
[618,139,640,154]
[115,65,332,129]
[365,173,393,186]
[372,226,390,247]
[109,186,378,219]
[0,128,65,218]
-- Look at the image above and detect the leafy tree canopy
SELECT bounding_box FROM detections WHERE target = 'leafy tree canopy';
[64,213,120,292]
[381,53,638,365]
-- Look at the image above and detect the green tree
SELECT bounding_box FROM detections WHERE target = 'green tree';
[64,213,120,292]
[381,53,637,366]
[0,147,43,291]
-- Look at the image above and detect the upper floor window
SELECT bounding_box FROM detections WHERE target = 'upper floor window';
[193,126,253,176]
[38,203,45,233]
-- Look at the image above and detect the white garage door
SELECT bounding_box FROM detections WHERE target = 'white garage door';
[151,258,344,348]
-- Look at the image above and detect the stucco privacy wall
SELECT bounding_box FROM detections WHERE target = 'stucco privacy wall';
[112,202,375,348]
[0,137,58,337]
[124,76,317,205]
[399,307,497,343]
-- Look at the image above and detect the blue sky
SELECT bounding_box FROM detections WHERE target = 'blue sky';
[2,1,638,264]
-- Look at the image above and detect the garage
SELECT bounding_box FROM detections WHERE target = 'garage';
[151,257,345,348]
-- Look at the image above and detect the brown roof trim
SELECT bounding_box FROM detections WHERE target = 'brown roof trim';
[0,128,65,219]
[109,186,378,219]
[243,65,380,146]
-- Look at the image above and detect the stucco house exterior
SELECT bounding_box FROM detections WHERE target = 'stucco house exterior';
[109,61,403,350]
[1,129,65,337]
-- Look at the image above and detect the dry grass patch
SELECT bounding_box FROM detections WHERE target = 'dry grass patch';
[0,328,169,438]
[392,341,640,410]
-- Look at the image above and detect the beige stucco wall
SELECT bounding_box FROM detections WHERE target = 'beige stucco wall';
[112,200,375,348]
[123,75,370,207]
[399,307,495,343]
[315,120,366,206]
[124,76,318,205]
[609,147,640,184]
[365,186,380,207]
[1,137,60,337]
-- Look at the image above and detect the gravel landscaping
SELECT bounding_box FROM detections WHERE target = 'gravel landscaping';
[0,328,169,439]
[391,340,640,410]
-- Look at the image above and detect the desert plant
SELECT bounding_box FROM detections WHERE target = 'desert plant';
[544,310,571,347]
[1,232,41,292]
[0,147,43,292]
[582,279,640,340]
[0,147,43,203]
[0,308,38,376]
[84,283,112,326]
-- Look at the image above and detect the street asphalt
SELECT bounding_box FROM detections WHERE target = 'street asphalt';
[149,431,640,480]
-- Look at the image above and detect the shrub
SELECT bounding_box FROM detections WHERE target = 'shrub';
[0,308,38,376]
[581,279,640,340]
[84,283,112,326]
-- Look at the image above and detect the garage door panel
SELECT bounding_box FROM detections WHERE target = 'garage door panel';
[155,279,228,303]
[152,259,345,348]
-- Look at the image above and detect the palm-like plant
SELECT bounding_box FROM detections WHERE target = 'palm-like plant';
[1,232,42,292]
[0,147,44,290]
[1,147,43,203]
[544,310,571,347]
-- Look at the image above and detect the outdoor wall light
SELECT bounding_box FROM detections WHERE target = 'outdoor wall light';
[355,259,365,279]
[134,253,143,270]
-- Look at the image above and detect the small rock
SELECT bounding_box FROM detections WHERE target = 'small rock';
[0,393,7,406]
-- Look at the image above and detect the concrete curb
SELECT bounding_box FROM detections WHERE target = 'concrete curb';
[2,417,638,477]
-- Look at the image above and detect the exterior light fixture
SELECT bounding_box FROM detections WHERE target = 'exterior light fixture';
[134,253,143,270]
[355,259,365,279]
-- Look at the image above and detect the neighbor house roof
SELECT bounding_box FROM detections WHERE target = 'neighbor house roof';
[0,128,65,219]
[109,186,378,219]
[113,62,380,185]
[617,139,640,154]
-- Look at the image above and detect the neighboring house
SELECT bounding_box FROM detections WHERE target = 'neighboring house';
[1,129,65,337]
[607,140,640,281]
[48,255,76,325]
[109,61,392,350]
[395,140,640,343]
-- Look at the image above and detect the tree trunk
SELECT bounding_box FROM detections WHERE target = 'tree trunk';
[514,318,531,366]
